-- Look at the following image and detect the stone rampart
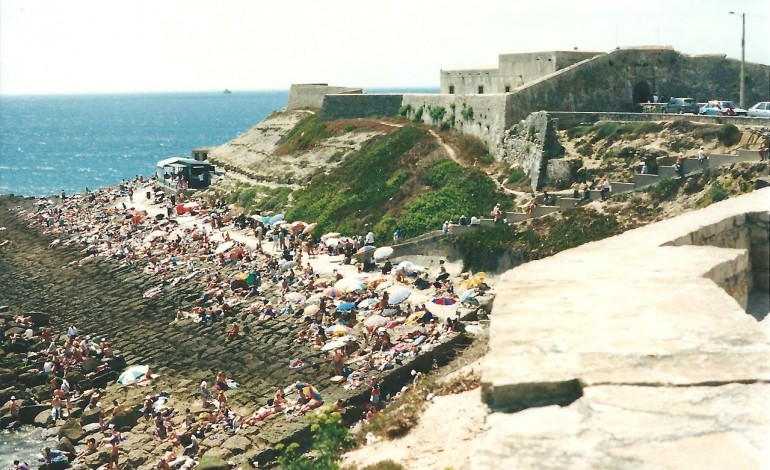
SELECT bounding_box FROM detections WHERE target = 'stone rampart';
[401,94,510,158]
[504,48,770,123]
[287,84,363,110]
[319,94,403,121]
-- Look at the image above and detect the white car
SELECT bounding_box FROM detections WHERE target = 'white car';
[747,102,770,118]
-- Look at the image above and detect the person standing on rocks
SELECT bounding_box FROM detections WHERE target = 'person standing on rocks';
[5,395,19,421]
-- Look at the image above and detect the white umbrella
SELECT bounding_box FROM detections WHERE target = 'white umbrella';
[117,365,149,385]
[321,232,340,240]
[396,261,414,271]
[460,289,477,302]
[215,241,235,254]
[388,288,411,305]
[280,260,297,271]
[363,314,388,328]
[357,298,379,309]
[335,278,367,293]
[284,292,306,304]
[374,246,394,260]
[321,340,347,351]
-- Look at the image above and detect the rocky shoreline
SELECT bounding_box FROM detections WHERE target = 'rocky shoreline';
[0,194,488,469]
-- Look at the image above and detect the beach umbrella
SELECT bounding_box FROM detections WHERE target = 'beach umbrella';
[388,288,411,305]
[363,314,388,328]
[357,298,379,309]
[321,232,340,240]
[322,340,347,352]
[459,289,477,302]
[304,304,320,316]
[284,292,306,304]
[466,272,487,288]
[268,214,285,224]
[324,237,340,248]
[280,260,297,271]
[355,245,376,256]
[381,308,399,317]
[143,230,166,243]
[324,286,342,298]
[432,296,457,306]
[373,246,394,260]
[117,365,149,385]
[183,201,199,209]
[215,241,235,254]
[302,223,317,235]
[396,261,414,271]
[234,272,250,281]
[335,278,366,293]
[336,301,356,312]
[326,324,352,336]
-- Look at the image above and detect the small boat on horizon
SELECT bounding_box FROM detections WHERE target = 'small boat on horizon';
[223,89,232,94]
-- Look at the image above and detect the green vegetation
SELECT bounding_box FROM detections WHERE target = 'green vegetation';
[452,207,621,271]
[461,105,474,121]
[412,107,424,123]
[508,168,528,184]
[397,104,412,118]
[276,115,330,155]
[357,461,406,470]
[397,164,507,237]
[276,408,355,470]
[286,126,508,242]
[226,184,293,215]
[429,106,446,124]
[697,174,751,207]
[644,177,679,202]
[287,126,427,240]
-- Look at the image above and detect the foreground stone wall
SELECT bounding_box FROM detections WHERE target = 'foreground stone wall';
[475,188,770,468]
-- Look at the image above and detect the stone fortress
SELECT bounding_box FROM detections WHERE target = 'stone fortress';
[288,46,770,189]
[286,47,770,467]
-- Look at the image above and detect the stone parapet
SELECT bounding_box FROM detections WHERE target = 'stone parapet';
[476,188,770,467]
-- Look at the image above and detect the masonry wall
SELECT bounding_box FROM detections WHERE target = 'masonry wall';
[504,49,770,123]
[401,94,511,157]
[287,84,363,110]
[318,94,404,121]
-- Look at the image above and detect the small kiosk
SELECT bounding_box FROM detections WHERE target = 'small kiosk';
[155,157,215,192]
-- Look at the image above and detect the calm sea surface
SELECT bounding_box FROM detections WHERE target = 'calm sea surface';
[0,91,288,197]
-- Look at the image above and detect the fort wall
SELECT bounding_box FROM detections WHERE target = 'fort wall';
[286,83,363,110]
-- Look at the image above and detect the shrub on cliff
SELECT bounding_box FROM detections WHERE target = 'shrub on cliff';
[276,408,354,470]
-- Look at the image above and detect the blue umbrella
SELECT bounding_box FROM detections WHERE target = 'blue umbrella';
[268,214,285,224]
[337,302,356,312]
[260,216,271,224]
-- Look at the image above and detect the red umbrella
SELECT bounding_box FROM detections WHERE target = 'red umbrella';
[432,296,457,306]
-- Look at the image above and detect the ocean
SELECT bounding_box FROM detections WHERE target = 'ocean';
[0,91,288,197]
[0,88,437,198]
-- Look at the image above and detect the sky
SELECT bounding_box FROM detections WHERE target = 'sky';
[1,0,768,95]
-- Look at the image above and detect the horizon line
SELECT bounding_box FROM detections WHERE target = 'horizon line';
[0,85,440,98]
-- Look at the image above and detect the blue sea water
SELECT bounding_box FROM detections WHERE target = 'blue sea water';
[0,91,288,197]
[0,88,438,198]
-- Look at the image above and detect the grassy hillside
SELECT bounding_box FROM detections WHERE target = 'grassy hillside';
[287,125,512,242]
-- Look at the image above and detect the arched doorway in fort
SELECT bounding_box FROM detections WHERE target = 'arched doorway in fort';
[632,81,651,103]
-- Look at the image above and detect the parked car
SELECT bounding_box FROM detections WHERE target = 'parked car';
[747,102,770,118]
[662,97,699,114]
[699,100,747,116]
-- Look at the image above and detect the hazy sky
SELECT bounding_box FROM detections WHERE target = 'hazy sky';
[1,0,768,95]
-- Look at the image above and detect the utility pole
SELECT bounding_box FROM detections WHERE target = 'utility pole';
[730,11,746,108]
